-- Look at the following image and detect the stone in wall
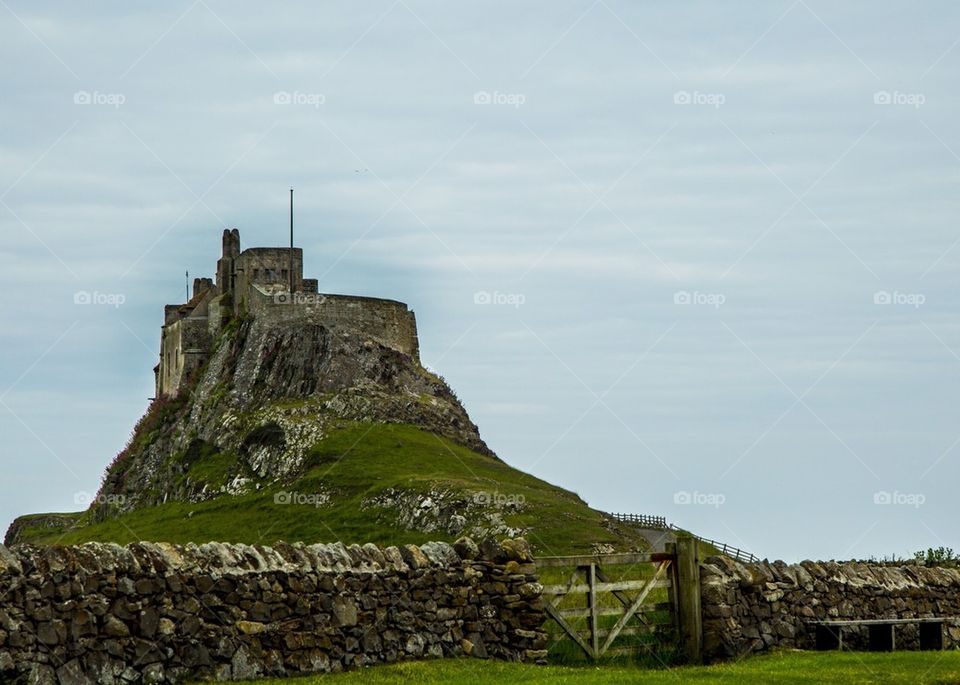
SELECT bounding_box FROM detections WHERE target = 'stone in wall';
[0,537,547,684]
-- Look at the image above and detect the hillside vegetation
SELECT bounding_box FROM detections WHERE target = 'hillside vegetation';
[6,309,654,555]
[13,422,648,555]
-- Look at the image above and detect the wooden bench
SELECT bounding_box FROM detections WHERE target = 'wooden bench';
[808,618,953,652]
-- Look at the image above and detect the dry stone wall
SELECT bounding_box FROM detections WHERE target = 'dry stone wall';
[701,555,960,660]
[0,537,546,684]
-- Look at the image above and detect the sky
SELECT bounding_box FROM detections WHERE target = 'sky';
[1,1,959,562]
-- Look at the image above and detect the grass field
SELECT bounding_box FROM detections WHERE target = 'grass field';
[199,651,960,684]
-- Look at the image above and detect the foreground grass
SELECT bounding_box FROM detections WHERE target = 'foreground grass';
[17,423,648,555]
[210,651,960,685]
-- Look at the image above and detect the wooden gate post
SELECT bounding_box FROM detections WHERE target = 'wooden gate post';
[676,536,702,663]
[587,563,598,658]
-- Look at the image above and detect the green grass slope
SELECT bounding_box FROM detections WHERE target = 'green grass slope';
[15,422,646,555]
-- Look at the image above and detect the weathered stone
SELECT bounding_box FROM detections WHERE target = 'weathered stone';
[139,607,160,638]
[236,620,267,635]
[453,537,479,561]
[331,597,358,627]
[420,542,459,567]
[231,644,261,680]
[399,545,430,570]
[27,663,56,685]
[143,663,165,684]
[0,546,22,576]
[55,659,89,685]
[158,618,176,636]
[405,633,425,656]
[103,615,130,638]
[498,539,532,563]
[36,621,63,645]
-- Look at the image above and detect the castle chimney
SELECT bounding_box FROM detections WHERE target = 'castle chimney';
[217,228,241,295]
[192,277,213,300]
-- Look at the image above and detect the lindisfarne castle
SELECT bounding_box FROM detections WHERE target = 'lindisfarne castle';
[156,228,420,398]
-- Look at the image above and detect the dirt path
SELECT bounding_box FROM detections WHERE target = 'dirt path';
[633,526,677,553]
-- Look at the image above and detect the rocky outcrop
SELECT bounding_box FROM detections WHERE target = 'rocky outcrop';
[361,487,526,539]
[701,556,960,660]
[0,537,546,684]
[88,313,493,520]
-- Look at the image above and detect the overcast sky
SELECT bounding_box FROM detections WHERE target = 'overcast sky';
[2,1,959,561]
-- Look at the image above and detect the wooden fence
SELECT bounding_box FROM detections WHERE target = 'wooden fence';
[536,537,702,662]
[610,513,668,528]
[611,512,760,564]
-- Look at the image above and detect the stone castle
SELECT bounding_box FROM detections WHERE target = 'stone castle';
[156,229,420,398]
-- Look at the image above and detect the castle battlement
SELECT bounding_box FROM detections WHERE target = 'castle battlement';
[155,229,419,398]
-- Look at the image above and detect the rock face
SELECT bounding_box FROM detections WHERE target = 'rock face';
[701,556,960,660]
[0,537,547,684]
[88,312,493,521]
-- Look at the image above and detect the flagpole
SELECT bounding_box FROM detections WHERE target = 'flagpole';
[289,188,294,293]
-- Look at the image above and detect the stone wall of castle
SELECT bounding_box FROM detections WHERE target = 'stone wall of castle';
[158,229,422,399]
[157,317,212,399]
[233,248,304,312]
[700,555,960,660]
[0,538,546,684]
[247,289,420,362]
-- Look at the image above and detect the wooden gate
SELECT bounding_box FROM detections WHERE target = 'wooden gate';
[536,538,701,662]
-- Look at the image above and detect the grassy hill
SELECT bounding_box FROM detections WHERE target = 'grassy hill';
[12,422,648,555]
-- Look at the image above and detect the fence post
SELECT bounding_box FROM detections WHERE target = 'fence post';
[676,535,702,664]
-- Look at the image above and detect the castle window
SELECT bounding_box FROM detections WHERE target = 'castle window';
[253,269,259,280]
[265,268,275,280]
[281,269,288,280]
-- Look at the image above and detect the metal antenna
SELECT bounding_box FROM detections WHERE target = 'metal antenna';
[289,187,294,293]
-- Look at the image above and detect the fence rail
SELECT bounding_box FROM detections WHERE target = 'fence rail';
[610,512,760,564]
[685,532,759,564]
